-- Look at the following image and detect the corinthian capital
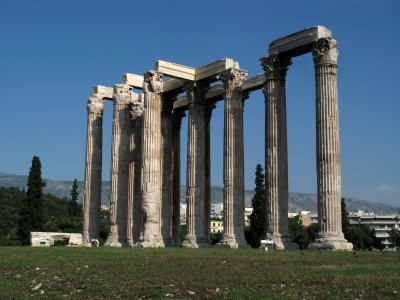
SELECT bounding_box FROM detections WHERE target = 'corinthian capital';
[113,84,132,105]
[143,71,162,93]
[219,68,247,92]
[312,38,338,65]
[260,55,292,79]
[129,99,144,120]
[183,81,209,104]
[87,94,105,115]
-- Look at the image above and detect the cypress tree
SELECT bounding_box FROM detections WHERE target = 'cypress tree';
[247,164,266,248]
[17,156,46,245]
[69,178,81,217]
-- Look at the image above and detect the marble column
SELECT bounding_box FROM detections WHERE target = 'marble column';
[310,38,352,250]
[261,55,298,249]
[127,97,144,246]
[105,84,132,247]
[82,93,105,246]
[182,82,209,248]
[161,95,174,245]
[204,103,216,243]
[172,109,185,246]
[137,71,164,247]
[219,69,248,248]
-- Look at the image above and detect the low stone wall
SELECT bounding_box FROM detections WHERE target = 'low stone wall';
[31,232,83,247]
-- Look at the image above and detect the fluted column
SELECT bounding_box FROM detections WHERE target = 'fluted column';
[127,96,144,246]
[310,38,352,250]
[219,69,248,248]
[172,109,185,246]
[82,93,105,246]
[182,82,209,248]
[105,84,132,247]
[138,71,164,247]
[204,103,216,243]
[161,96,174,245]
[261,55,298,249]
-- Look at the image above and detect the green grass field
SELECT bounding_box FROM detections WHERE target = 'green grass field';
[0,247,399,299]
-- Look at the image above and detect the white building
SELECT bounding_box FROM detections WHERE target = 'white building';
[348,211,400,250]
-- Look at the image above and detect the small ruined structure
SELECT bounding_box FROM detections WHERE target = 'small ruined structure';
[82,26,352,250]
[31,232,83,247]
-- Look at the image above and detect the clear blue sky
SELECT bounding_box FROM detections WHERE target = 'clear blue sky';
[0,0,399,206]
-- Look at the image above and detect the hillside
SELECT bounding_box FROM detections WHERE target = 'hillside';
[1,172,399,214]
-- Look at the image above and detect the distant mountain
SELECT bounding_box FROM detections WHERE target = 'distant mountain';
[1,172,399,214]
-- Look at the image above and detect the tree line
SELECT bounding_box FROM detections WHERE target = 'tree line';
[1,157,399,249]
[0,156,82,246]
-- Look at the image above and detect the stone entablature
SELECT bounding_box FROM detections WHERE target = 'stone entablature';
[82,25,351,250]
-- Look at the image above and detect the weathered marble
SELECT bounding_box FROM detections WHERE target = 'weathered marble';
[83,25,347,251]
[219,69,248,248]
[105,84,133,247]
[269,25,332,57]
[204,103,216,243]
[172,109,185,246]
[161,95,174,245]
[182,82,209,248]
[32,232,83,247]
[309,38,352,250]
[82,92,105,246]
[123,73,144,90]
[261,55,298,249]
[137,71,164,247]
[127,95,145,246]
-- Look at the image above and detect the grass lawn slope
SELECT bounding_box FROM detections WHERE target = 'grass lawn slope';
[0,247,399,299]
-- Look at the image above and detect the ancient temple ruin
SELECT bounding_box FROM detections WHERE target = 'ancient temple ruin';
[82,26,353,250]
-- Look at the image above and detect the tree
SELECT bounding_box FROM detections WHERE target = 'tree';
[341,197,350,233]
[68,178,81,217]
[17,156,46,245]
[341,198,382,250]
[246,164,266,248]
[288,215,317,250]
[388,228,400,249]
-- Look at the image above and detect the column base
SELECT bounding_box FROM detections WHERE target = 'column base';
[127,238,134,247]
[263,234,299,250]
[181,235,209,248]
[163,237,173,247]
[218,234,249,248]
[81,236,92,247]
[172,238,181,247]
[104,234,123,247]
[309,234,353,250]
[134,240,165,248]
[81,241,92,247]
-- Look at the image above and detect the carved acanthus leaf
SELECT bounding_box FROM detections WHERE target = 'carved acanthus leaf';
[129,101,144,119]
[183,81,209,104]
[144,71,162,93]
[218,68,247,99]
[260,55,291,79]
[219,69,247,91]
[113,84,132,105]
[87,94,105,115]
[312,38,338,65]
